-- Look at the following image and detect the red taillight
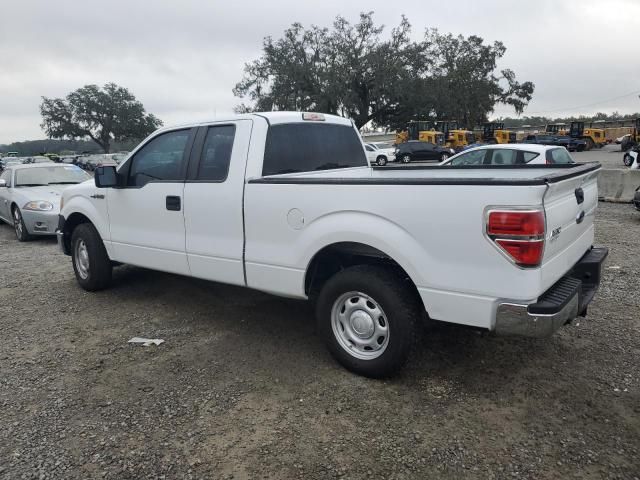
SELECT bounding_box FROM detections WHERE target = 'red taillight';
[486,210,545,267]
[487,211,545,237]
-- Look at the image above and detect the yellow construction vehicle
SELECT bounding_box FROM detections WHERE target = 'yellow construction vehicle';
[545,123,568,135]
[447,129,476,150]
[482,122,516,144]
[568,121,606,150]
[395,121,445,145]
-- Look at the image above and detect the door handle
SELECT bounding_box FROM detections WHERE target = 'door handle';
[166,196,181,211]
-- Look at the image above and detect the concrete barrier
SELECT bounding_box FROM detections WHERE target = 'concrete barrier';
[598,168,640,203]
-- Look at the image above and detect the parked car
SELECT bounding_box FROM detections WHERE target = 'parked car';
[394,141,455,163]
[81,154,119,172]
[523,134,586,152]
[616,133,631,144]
[57,111,607,377]
[364,142,394,166]
[440,144,576,166]
[0,163,90,241]
[23,156,55,164]
[623,145,639,168]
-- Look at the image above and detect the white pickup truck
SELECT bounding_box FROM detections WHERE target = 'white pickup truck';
[57,112,608,377]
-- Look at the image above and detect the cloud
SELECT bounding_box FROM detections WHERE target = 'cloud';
[1,0,638,143]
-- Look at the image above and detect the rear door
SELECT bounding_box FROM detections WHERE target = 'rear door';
[183,120,253,286]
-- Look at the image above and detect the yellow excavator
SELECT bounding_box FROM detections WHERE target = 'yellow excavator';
[482,122,516,144]
[568,121,606,150]
[395,120,445,145]
[436,121,476,150]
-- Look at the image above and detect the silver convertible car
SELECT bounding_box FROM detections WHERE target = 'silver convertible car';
[0,163,91,241]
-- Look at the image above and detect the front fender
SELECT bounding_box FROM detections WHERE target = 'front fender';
[61,191,110,242]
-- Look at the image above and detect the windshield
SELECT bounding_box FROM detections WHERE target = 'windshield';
[15,165,90,186]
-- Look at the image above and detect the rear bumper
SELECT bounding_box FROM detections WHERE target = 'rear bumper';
[494,246,608,338]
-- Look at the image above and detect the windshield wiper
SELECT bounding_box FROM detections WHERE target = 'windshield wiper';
[16,184,47,187]
[48,181,80,185]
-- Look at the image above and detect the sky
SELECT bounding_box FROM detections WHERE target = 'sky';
[1,0,639,143]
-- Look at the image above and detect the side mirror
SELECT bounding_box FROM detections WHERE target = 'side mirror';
[0,179,6,187]
[94,165,118,188]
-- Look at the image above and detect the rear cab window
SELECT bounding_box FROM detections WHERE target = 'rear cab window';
[546,148,575,164]
[262,123,367,176]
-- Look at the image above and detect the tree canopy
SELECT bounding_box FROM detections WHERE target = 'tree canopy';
[40,83,162,153]
[234,12,535,130]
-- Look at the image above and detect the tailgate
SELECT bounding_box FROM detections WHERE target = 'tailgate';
[541,166,600,286]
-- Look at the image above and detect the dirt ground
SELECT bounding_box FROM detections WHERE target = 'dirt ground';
[0,202,638,480]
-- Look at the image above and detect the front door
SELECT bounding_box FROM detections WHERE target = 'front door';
[106,128,195,275]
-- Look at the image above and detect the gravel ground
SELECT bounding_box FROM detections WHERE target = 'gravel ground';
[0,202,638,480]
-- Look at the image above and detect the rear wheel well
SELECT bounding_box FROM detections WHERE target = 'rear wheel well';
[305,242,423,311]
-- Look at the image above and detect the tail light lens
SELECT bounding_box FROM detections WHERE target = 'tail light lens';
[486,210,545,267]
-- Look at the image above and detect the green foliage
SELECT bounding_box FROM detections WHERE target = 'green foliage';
[234,13,534,129]
[40,83,162,153]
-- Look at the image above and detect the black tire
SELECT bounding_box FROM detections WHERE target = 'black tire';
[623,154,634,167]
[440,152,450,162]
[585,137,595,151]
[316,265,420,378]
[401,154,411,163]
[12,206,32,242]
[71,223,112,291]
[376,155,387,166]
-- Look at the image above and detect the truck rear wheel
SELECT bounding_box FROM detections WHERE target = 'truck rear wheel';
[316,265,419,378]
[71,223,112,291]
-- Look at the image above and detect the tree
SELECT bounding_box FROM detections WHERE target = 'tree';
[234,13,426,129]
[40,83,162,153]
[234,13,535,130]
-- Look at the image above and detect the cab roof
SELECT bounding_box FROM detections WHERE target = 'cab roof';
[156,111,354,132]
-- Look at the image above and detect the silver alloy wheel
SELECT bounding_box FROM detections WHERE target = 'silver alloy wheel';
[13,208,23,238]
[331,291,390,360]
[441,153,448,162]
[402,154,411,163]
[624,155,633,167]
[377,156,387,166]
[75,239,90,280]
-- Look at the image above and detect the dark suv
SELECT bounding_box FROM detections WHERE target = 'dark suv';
[395,141,455,163]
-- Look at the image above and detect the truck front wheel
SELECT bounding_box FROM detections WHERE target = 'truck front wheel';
[71,223,112,291]
[316,265,419,378]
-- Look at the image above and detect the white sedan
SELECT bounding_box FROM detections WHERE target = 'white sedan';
[364,142,395,166]
[439,144,576,166]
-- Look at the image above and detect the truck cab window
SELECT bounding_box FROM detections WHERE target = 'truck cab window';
[262,123,367,176]
[197,125,235,181]
[127,129,191,187]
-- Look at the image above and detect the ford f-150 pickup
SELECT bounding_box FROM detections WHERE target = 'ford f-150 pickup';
[56,112,608,377]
